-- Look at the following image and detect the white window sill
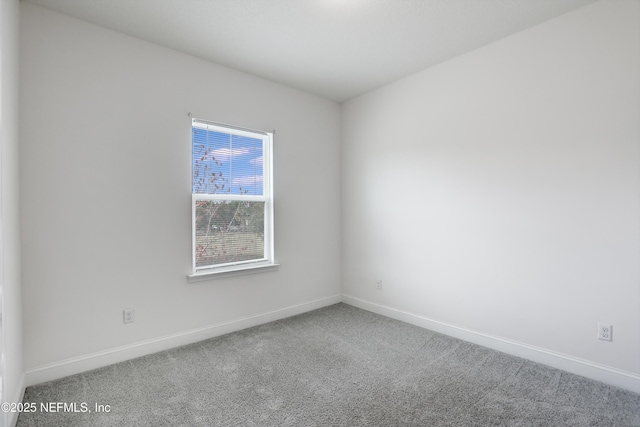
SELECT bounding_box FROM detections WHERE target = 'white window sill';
[188,263,280,283]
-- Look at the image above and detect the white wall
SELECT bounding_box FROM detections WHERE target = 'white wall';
[1,0,24,422]
[20,3,341,373]
[342,0,640,382]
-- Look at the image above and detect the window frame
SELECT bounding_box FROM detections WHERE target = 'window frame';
[190,119,275,278]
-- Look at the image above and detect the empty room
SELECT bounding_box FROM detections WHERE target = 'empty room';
[1,0,639,425]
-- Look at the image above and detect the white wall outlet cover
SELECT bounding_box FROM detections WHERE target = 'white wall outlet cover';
[597,323,612,342]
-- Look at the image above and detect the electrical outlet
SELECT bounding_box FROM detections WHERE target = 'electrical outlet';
[597,323,612,341]
[123,308,135,324]
[376,280,382,290]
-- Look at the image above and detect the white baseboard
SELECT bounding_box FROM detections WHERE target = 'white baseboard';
[22,293,640,395]
[341,294,640,394]
[25,294,342,387]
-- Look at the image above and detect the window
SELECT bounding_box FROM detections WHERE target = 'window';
[191,119,274,276]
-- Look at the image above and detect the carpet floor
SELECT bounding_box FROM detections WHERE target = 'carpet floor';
[17,303,640,426]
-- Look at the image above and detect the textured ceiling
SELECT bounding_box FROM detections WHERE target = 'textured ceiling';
[24,0,598,102]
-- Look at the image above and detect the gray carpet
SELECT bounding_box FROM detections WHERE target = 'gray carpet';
[17,303,640,426]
